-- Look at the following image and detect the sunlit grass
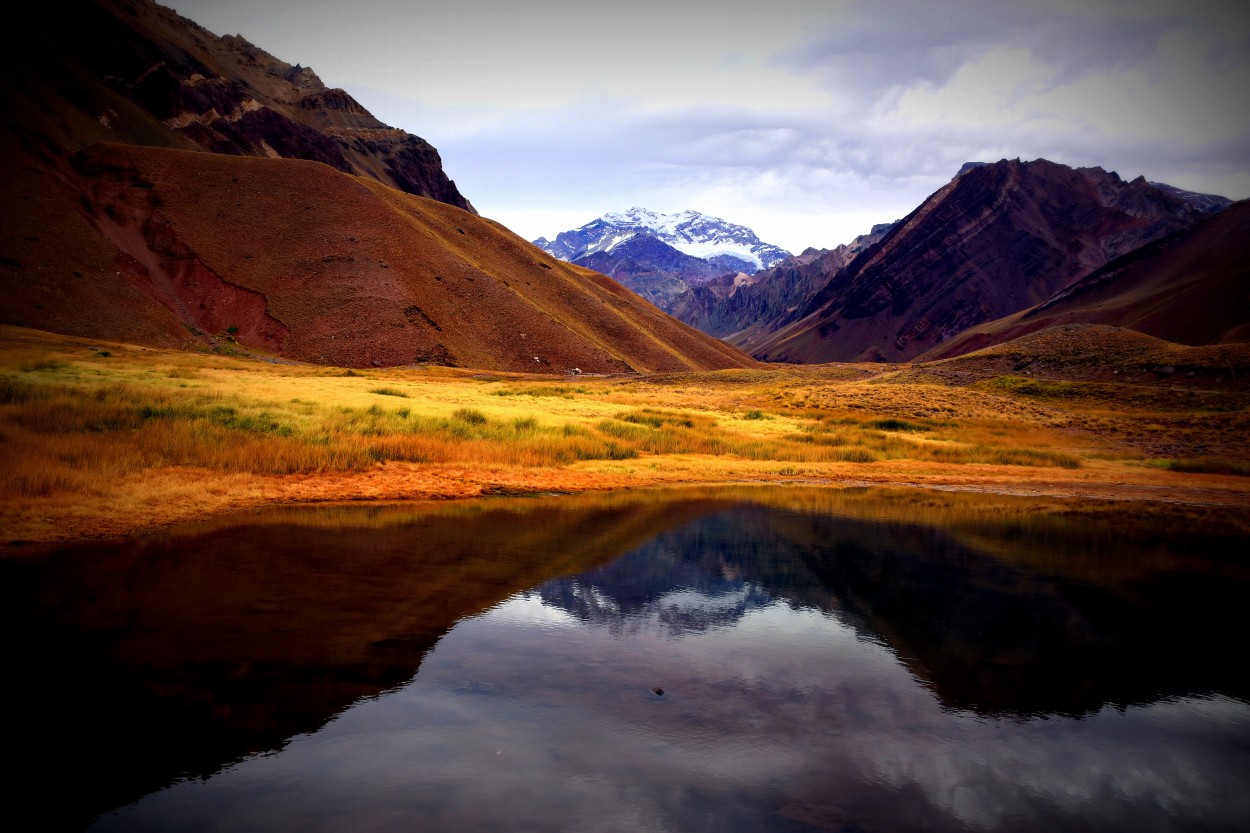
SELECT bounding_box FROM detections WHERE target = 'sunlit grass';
[6,324,1248,544]
[0,374,660,498]
[0,359,1093,502]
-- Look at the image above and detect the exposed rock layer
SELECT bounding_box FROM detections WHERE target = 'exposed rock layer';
[918,201,1250,360]
[1,0,472,210]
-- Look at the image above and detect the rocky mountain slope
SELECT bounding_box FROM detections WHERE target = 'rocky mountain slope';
[672,223,895,341]
[0,2,754,373]
[534,208,790,311]
[0,143,754,372]
[1,0,472,210]
[1147,182,1233,214]
[918,200,1250,360]
[569,234,729,311]
[739,159,1208,364]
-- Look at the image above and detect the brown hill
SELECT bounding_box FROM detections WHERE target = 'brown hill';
[919,201,1250,361]
[0,0,471,210]
[0,142,754,372]
[741,159,1204,364]
[915,324,1250,391]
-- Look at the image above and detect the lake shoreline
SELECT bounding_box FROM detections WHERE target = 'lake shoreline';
[6,459,1249,552]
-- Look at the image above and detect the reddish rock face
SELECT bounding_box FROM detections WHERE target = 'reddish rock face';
[919,200,1250,360]
[73,145,290,352]
[3,0,473,212]
[731,159,1205,364]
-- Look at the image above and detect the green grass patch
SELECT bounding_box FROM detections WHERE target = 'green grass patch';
[596,418,650,441]
[492,385,591,398]
[369,387,410,398]
[616,409,698,429]
[864,418,930,432]
[451,407,488,425]
[927,444,1081,469]
[981,375,1249,413]
[834,448,878,463]
[981,375,1082,399]
[1152,458,1250,477]
[19,359,67,373]
[0,377,56,405]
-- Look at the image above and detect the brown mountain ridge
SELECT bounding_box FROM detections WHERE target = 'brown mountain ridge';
[731,158,1206,364]
[1,142,752,372]
[0,1,754,372]
[919,200,1250,360]
[1,0,471,209]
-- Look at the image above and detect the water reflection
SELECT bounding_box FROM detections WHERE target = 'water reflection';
[3,487,1247,831]
[540,502,1250,716]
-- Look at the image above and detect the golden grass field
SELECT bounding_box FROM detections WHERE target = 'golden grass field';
[3,323,1249,548]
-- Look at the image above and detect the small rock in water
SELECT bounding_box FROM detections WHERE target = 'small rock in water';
[651,687,664,696]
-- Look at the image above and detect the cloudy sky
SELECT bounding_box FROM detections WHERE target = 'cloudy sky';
[166,0,1250,253]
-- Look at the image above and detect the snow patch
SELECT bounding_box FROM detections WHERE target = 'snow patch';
[535,206,791,271]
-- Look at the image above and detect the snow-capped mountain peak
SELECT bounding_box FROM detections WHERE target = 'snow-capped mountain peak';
[535,208,791,273]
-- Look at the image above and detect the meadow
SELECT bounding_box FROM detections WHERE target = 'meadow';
[3,325,1248,546]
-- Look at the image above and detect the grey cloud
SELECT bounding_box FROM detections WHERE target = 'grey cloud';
[780,3,1013,94]
[780,0,1239,102]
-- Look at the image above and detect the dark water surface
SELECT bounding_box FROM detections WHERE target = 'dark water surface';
[4,486,1249,832]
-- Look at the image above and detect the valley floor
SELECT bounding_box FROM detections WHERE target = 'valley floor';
[3,325,1249,549]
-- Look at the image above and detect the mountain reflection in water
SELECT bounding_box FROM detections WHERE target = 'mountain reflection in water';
[539,503,1249,717]
[4,487,1248,832]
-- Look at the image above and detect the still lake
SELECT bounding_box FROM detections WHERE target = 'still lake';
[4,486,1249,832]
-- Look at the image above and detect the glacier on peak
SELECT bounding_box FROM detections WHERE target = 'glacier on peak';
[535,207,791,273]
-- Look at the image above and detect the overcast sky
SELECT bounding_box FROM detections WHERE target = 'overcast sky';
[166,0,1250,253]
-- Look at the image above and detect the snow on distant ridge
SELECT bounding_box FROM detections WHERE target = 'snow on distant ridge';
[536,207,791,272]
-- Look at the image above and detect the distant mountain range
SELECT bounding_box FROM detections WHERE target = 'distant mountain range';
[540,165,1240,367]
[533,208,791,310]
[675,159,1233,363]
[671,223,896,341]
[536,207,791,271]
